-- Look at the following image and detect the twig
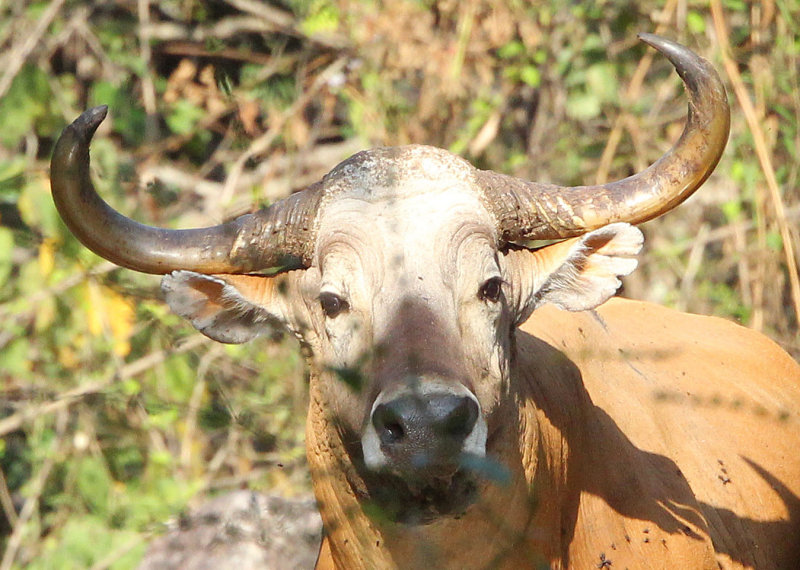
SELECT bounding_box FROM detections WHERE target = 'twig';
[180,346,222,472]
[710,0,800,325]
[678,223,710,311]
[207,424,238,477]
[0,410,68,570]
[733,213,753,310]
[223,0,348,49]
[156,40,287,66]
[594,0,678,184]
[0,263,119,354]
[223,0,295,29]
[450,1,475,81]
[220,56,349,206]
[89,532,151,570]
[138,105,236,159]
[670,204,800,255]
[0,468,18,530]
[0,262,116,320]
[137,0,160,140]
[0,0,66,100]
[140,139,361,217]
[145,18,287,46]
[0,335,208,438]
[751,186,767,332]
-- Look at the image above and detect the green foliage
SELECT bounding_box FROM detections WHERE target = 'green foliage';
[29,515,144,570]
[90,82,147,147]
[164,100,205,137]
[1,0,798,566]
[0,64,59,148]
[299,1,341,36]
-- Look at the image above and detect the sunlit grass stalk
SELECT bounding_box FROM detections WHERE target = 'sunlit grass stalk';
[595,0,678,184]
[710,0,800,328]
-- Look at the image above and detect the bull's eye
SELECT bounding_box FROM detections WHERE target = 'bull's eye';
[478,277,503,303]
[319,292,349,318]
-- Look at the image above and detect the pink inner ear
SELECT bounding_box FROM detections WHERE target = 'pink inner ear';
[177,274,233,323]
[212,273,278,304]
[187,275,226,305]
[580,229,615,251]
[162,271,271,344]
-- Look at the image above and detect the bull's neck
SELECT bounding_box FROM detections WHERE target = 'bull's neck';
[305,371,563,568]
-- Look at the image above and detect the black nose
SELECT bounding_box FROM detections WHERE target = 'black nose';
[371,393,479,473]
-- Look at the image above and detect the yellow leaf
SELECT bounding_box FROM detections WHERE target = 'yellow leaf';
[106,286,135,357]
[58,346,79,369]
[82,281,135,356]
[85,281,103,337]
[34,296,56,333]
[38,238,56,277]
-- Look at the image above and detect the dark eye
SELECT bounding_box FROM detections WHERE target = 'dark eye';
[478,277,503,303]
[320,292,349,318]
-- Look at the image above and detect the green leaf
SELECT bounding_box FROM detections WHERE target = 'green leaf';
[162,353,195,400]
[145,407,180,431]
[90,81,147,146]
[0,158,26,202]
[687,11,707,34]
[0,337,31,379]
[121,378,141,396]
[766,231,783,251]
[0,227,13,286]
[330,365,366,392]
[520,66,541,87]
[300,1,340,36]
[165,99,205,136]
[0,64,54,147]
[498,40,525,59]
[17,177,62,237]
[566,91,601,120]
[26,515,144,570]
[721,199,742,223]
[150,450,173,467]
[460,452,511,485]
[722,0,748,11]
[76,456,112,517]
[586,63,619,103]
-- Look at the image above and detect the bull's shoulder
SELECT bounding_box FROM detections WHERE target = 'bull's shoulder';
[520,297,800,408]
[516,298,800,569]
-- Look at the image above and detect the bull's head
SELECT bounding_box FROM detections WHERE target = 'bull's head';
[51,35,728,524]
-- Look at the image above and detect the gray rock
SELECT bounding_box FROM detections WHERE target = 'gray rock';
[138,491,323,570]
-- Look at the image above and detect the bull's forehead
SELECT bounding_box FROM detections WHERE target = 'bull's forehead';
[322,145,478,194]
[314,146,498,287]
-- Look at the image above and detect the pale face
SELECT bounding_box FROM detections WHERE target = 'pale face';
[161,146,643,523]
[286,163,517,522]
[302,180,512,435]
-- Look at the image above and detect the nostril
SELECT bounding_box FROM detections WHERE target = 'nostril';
[442,397,479,439]
[372,404,406,445]
[383,421,405,444]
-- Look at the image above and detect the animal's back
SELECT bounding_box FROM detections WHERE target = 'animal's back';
[521,298,800,569]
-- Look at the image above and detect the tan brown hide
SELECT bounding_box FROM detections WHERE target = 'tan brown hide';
[309,298,800,569]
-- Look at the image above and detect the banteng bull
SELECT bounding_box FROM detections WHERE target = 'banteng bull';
[51,34,800,569]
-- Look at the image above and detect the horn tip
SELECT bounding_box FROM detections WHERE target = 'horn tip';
[69,105,109,140]
[636,33,719,93]
[637,33,675,53]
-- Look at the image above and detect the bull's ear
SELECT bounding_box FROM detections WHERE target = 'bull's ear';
[161,270,290,344]
[508,223,643,322]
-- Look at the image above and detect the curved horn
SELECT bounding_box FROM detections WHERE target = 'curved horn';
[478,33,730,242]
[50,106,321,274]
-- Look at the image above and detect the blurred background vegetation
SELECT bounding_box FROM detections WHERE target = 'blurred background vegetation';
[0,0,798,567]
